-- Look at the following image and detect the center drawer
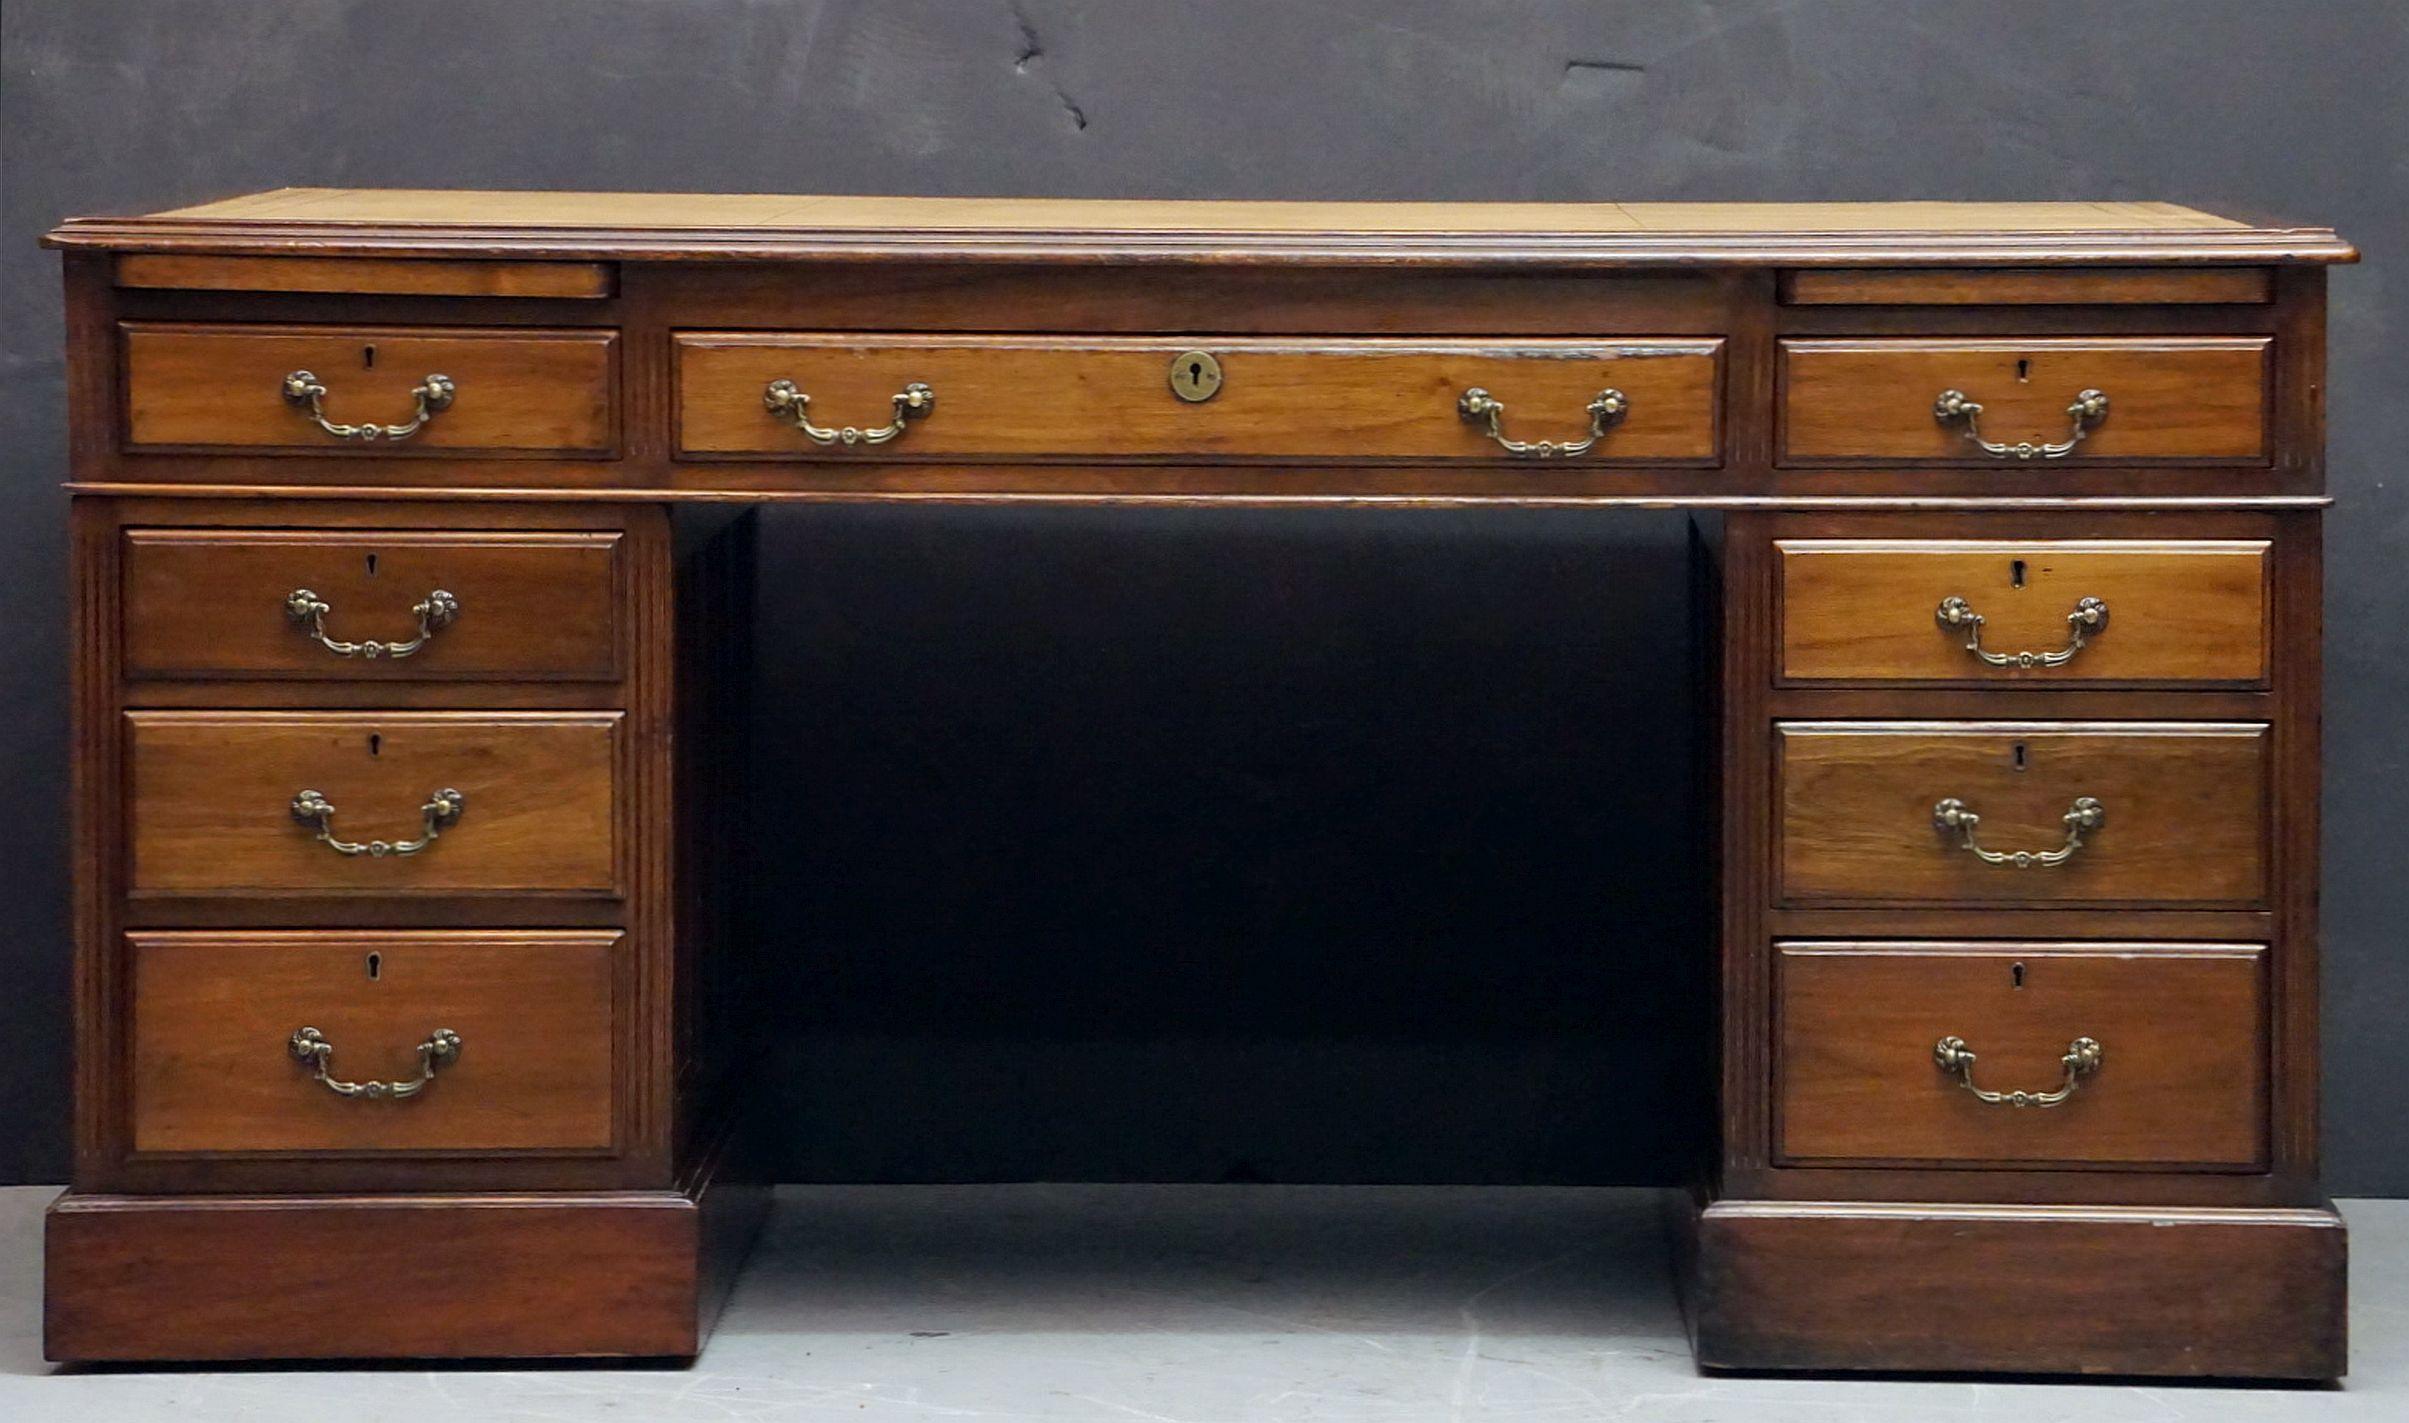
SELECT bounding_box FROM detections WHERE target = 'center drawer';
[1776,721,2268,906]
[129,929,619,1156]
[125,711,622,896]
[673,334,1723,462]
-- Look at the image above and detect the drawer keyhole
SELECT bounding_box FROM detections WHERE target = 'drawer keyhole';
[2016,357,2031,382]
[365,553,379,577]
[368,733,382,758]
[2012,741,2028,771]
[365,952,382,981]
[2012,961,2026,989]
[2011,558,2027,588]
[363,344,377,370]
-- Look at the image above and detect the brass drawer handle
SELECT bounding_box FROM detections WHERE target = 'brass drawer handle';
[1458,386,1628,458]
[1935,594,2109,668]
[1933,386,2108,459]
[290,787,466,857]
[284,587,459,658]
[762,379,935,446]
[1932,795,2104,868]
[281,369,455,441]
[289,1025,462,1099]
[1933,1034,2103,1107]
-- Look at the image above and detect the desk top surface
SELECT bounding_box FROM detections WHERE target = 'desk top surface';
[49,189,2354,266]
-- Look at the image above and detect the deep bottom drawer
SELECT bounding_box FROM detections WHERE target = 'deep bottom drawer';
[1777,941,2267,1169]
[130,929,620,1156]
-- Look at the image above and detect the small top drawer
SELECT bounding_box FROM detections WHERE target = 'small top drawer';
[120,527,625,682]
[674,335,1723,463]
[1779,338,2268,464]
[1778,538,2270,685]
[121,323,618,455]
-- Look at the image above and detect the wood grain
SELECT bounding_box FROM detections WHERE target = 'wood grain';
[1780,338,2269,462]
[1780,267,2274,306]
[45,1181,722,1361]
[1777,538,2269,684]
[122,323,618,454]
[675,335,1723,462]
[1689,1199,2346,1378]
[1776,721,2268,906]
[130,929,618,1156]
[125,711,621,895]
[122,527,623,681]
[1776,942,2266,1168]
[116,254,615,299]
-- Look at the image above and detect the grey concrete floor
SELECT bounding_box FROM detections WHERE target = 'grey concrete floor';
[0,1185,2399,1420]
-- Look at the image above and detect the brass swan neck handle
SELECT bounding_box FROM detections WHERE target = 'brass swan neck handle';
[1933,386,2109,460]
[282,370,455,441]
[1934,1034,2102,1107]
[1936,594,2108,669]
[285,587,459,659]
[290,787,466,858]
[1932,796,2104,868]
[289,1026,462,1099]
[1458,386,1628,458]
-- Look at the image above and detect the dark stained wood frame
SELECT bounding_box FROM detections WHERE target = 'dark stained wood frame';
[38,197,2351,1374]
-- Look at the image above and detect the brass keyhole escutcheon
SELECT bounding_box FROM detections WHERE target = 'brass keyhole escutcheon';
[1169,350,1223,402]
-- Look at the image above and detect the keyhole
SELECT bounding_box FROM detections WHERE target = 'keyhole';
[2012,742,2028,771]
[2011,558,2027,589]
[2016,358,2031,382]
[368,733,382,758]
[365,553,379,577]
[1188,360,1205,386]
[2012,961,2026,989]
[363,344,377,370]
[366,952,382,981]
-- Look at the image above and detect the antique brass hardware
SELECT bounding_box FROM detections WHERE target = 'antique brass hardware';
[1168,350,1223,402]
[288,1025,462,1099]
[1933,386,2109,459]
[1458,386,1628,457]
[1935,594,2109,668]
[290,787,466,857]
[762,378,934,445]
[1932,795,2105,867]
[284,587,459,659]
[1933,1034,2103,1107]
[281,369,455,441]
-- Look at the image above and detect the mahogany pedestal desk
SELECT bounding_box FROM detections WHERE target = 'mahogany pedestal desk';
[40,191,2356,1376]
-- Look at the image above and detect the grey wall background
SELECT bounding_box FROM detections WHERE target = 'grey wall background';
[4,0,2406,1190]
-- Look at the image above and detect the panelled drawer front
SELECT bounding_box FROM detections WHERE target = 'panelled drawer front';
[1776,722,2267,907]
[1779,338,2269,463]
[126,712,621,896]
[122,528,624,682]
[1778,539,2270,685]
[121,323,618,455]
[130,930,618,1156]
[1777,942,2267,1169]
[675,334,1723,462]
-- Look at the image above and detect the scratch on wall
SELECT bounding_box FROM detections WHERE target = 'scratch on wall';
[1561,56,1647,101]
[1009,1,1089,131]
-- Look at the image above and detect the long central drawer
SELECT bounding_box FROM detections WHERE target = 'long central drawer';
[674,334,1724,461]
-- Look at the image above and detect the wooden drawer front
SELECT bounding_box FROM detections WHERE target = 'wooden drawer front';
[675,334,1722,462]
[122,528,623,682]
[122,323,618,454]
[1778,539,2270,685]
[1779,338,2268,463]
[1777,943,2266,1169]
[130,930,618,1155]
[126,712,620,896]
[1777,722,2267,907]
